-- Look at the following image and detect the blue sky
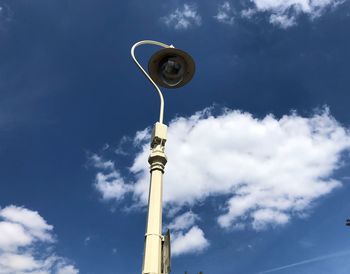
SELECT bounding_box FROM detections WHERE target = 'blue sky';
[0,0,350,273]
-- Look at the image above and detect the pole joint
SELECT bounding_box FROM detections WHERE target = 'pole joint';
[148,122,168,172]
[144,233,164,240]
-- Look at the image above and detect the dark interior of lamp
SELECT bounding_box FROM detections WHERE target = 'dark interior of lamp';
[148,48,195,89]
[159,56,185,87]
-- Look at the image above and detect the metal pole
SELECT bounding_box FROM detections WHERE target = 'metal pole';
[142,122,168,274]
[131,40,174,124]
[131,40,172,274]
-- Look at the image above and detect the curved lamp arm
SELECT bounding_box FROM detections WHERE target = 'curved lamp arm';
[131,40,174,124]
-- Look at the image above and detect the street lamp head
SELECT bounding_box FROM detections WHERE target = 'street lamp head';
[148,48,195,89]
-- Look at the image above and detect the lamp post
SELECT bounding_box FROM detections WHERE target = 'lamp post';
[131,40,195,274]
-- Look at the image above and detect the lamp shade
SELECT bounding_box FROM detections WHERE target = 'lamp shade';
[148,48,195,89]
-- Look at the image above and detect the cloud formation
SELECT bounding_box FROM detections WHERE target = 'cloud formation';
[168,211,199,231]
[93,107,350,235]
[214,2,235,25]
[90,154,131,201]
[167,211,209,256]
[171,225,209,256]
[161,1,344,30]
[0,205,78,274]
[161,4,202,30]
[242,0,344,28]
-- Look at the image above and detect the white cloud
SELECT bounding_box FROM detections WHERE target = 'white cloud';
[93,107,350,234]
[0,222,33,251]
[243,0,345,28]
[134,129,150,146]
[56,265,79,274]
[161,4,202,30]
[0,205,78,274]
[95,171,131,201]
[168,211,199,231]
[90,154,132,201]
[0,205,53,242]
[90,154,114,170]
[166,211,209,256]
[171,226,209,256]
[214,2,235,25]
[269,14,297,28]
[252,208,290,230]
[131,108,349,230]
[0,253,39,273]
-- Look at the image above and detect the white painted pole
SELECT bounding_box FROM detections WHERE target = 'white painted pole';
[131,41,172,274]
[142,123,168,274]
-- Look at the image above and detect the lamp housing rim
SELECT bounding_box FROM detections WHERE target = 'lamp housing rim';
[148,48,195,89]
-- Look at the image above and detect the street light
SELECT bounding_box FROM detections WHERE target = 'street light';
[131,40,195,274]
[346,219,350,226]
[148,47,195,89]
